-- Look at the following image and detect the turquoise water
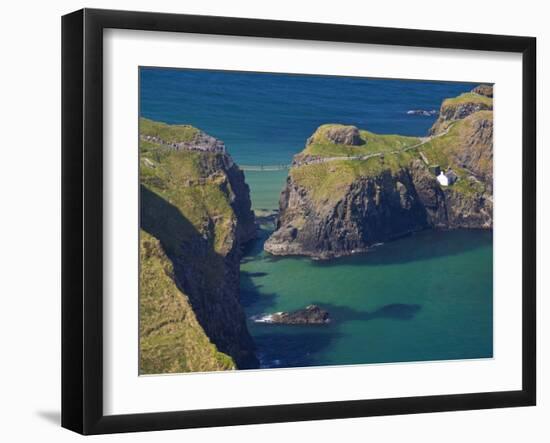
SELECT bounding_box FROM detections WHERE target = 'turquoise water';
[241,225,493,368]
[244,170,288,211]
[240,169,492,368]
[140,68,493,368]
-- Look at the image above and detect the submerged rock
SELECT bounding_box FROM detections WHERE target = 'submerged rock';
[254,209,278,226]
[253,305,330,325]
[407,109,438,116]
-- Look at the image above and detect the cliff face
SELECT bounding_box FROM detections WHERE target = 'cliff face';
[472,84,493,97]
[429,88,493,135]
[139,231,235,374]
[139,118,258,372]
[265,87,493,259]
[266,168,430,258]
[409,159,493,230]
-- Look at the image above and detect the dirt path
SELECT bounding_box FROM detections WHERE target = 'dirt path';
[293,127,451,168]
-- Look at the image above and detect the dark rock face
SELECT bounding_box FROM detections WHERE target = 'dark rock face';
[266,96,493,260]
[141,148,258,369]
[472,84,493,97]
[444,102,490,121]
[407,160,449,228]
[456,114,494,184]
[430,102,492,135]
[409,160,492,229]
[187,156,257,368]
[254,305,330,325]
[189,151,256,244]
[266,158,492,259]
[429,86,493,136]
[225,164,257,244]
[175,233,259,368]
[141,129,226,153]
[323,125,364,146]
[265,169,430,259]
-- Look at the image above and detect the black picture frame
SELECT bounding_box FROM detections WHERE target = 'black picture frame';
[62,8,537,435]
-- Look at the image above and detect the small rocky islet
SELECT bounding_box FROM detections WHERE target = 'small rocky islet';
[139,84,493,370]
[406,109,438,116]
[252,305,331,325]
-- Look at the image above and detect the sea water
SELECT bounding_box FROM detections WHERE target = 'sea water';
[140,68,493,368]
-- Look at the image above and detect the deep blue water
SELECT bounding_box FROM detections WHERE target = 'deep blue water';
[140,68,476,165]
[140,68,492,369]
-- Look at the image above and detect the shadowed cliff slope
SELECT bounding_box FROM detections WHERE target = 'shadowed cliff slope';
[139,230,235,374]
[139,118,258,372]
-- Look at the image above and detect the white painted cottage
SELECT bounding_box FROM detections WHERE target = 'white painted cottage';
[437,169,458,186]
[437,171,450,186]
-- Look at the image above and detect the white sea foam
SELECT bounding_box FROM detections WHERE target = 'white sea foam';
[250,313,280,323]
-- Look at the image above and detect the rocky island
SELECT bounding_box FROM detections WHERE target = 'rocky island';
[139,118,258,373]
[264,85,493,259]
[252,305,330,325]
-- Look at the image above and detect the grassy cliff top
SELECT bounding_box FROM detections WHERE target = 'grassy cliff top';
[420,110,493,175]
[140,117,201,143]
[442,92,493,109]
[139,230,235,374]
[301,124,420,158]
[139,122,236,256]
[290,151,416,204]
[290,111,492,204]
[291,124,420,203]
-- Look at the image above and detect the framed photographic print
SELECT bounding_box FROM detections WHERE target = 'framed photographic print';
[61,8,536,435]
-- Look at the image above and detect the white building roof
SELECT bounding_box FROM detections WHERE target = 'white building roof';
[437,172,449,186]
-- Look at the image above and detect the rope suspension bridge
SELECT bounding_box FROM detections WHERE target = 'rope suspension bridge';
[237,128,450,173]
[239,164,291,171]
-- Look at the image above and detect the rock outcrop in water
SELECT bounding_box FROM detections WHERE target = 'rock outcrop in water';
[265,86,493,260]
[139,118,258,372]
[407,109,438,116]
[253,305,330,325]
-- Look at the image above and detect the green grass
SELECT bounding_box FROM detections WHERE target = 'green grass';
[302,124,420,158]
[292,93,492,203]
[442,92,493,108]
[140,117,200,143]
[139,231,235,374]
[291,150,417,204]
[418,131,458,171]
[415,110,492,196]
[139,138,235,254]
[139,120,248,374]
[451,177,486,196]
[292,111,492,202]
[422,111,492,170]
[430,92,493,135]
